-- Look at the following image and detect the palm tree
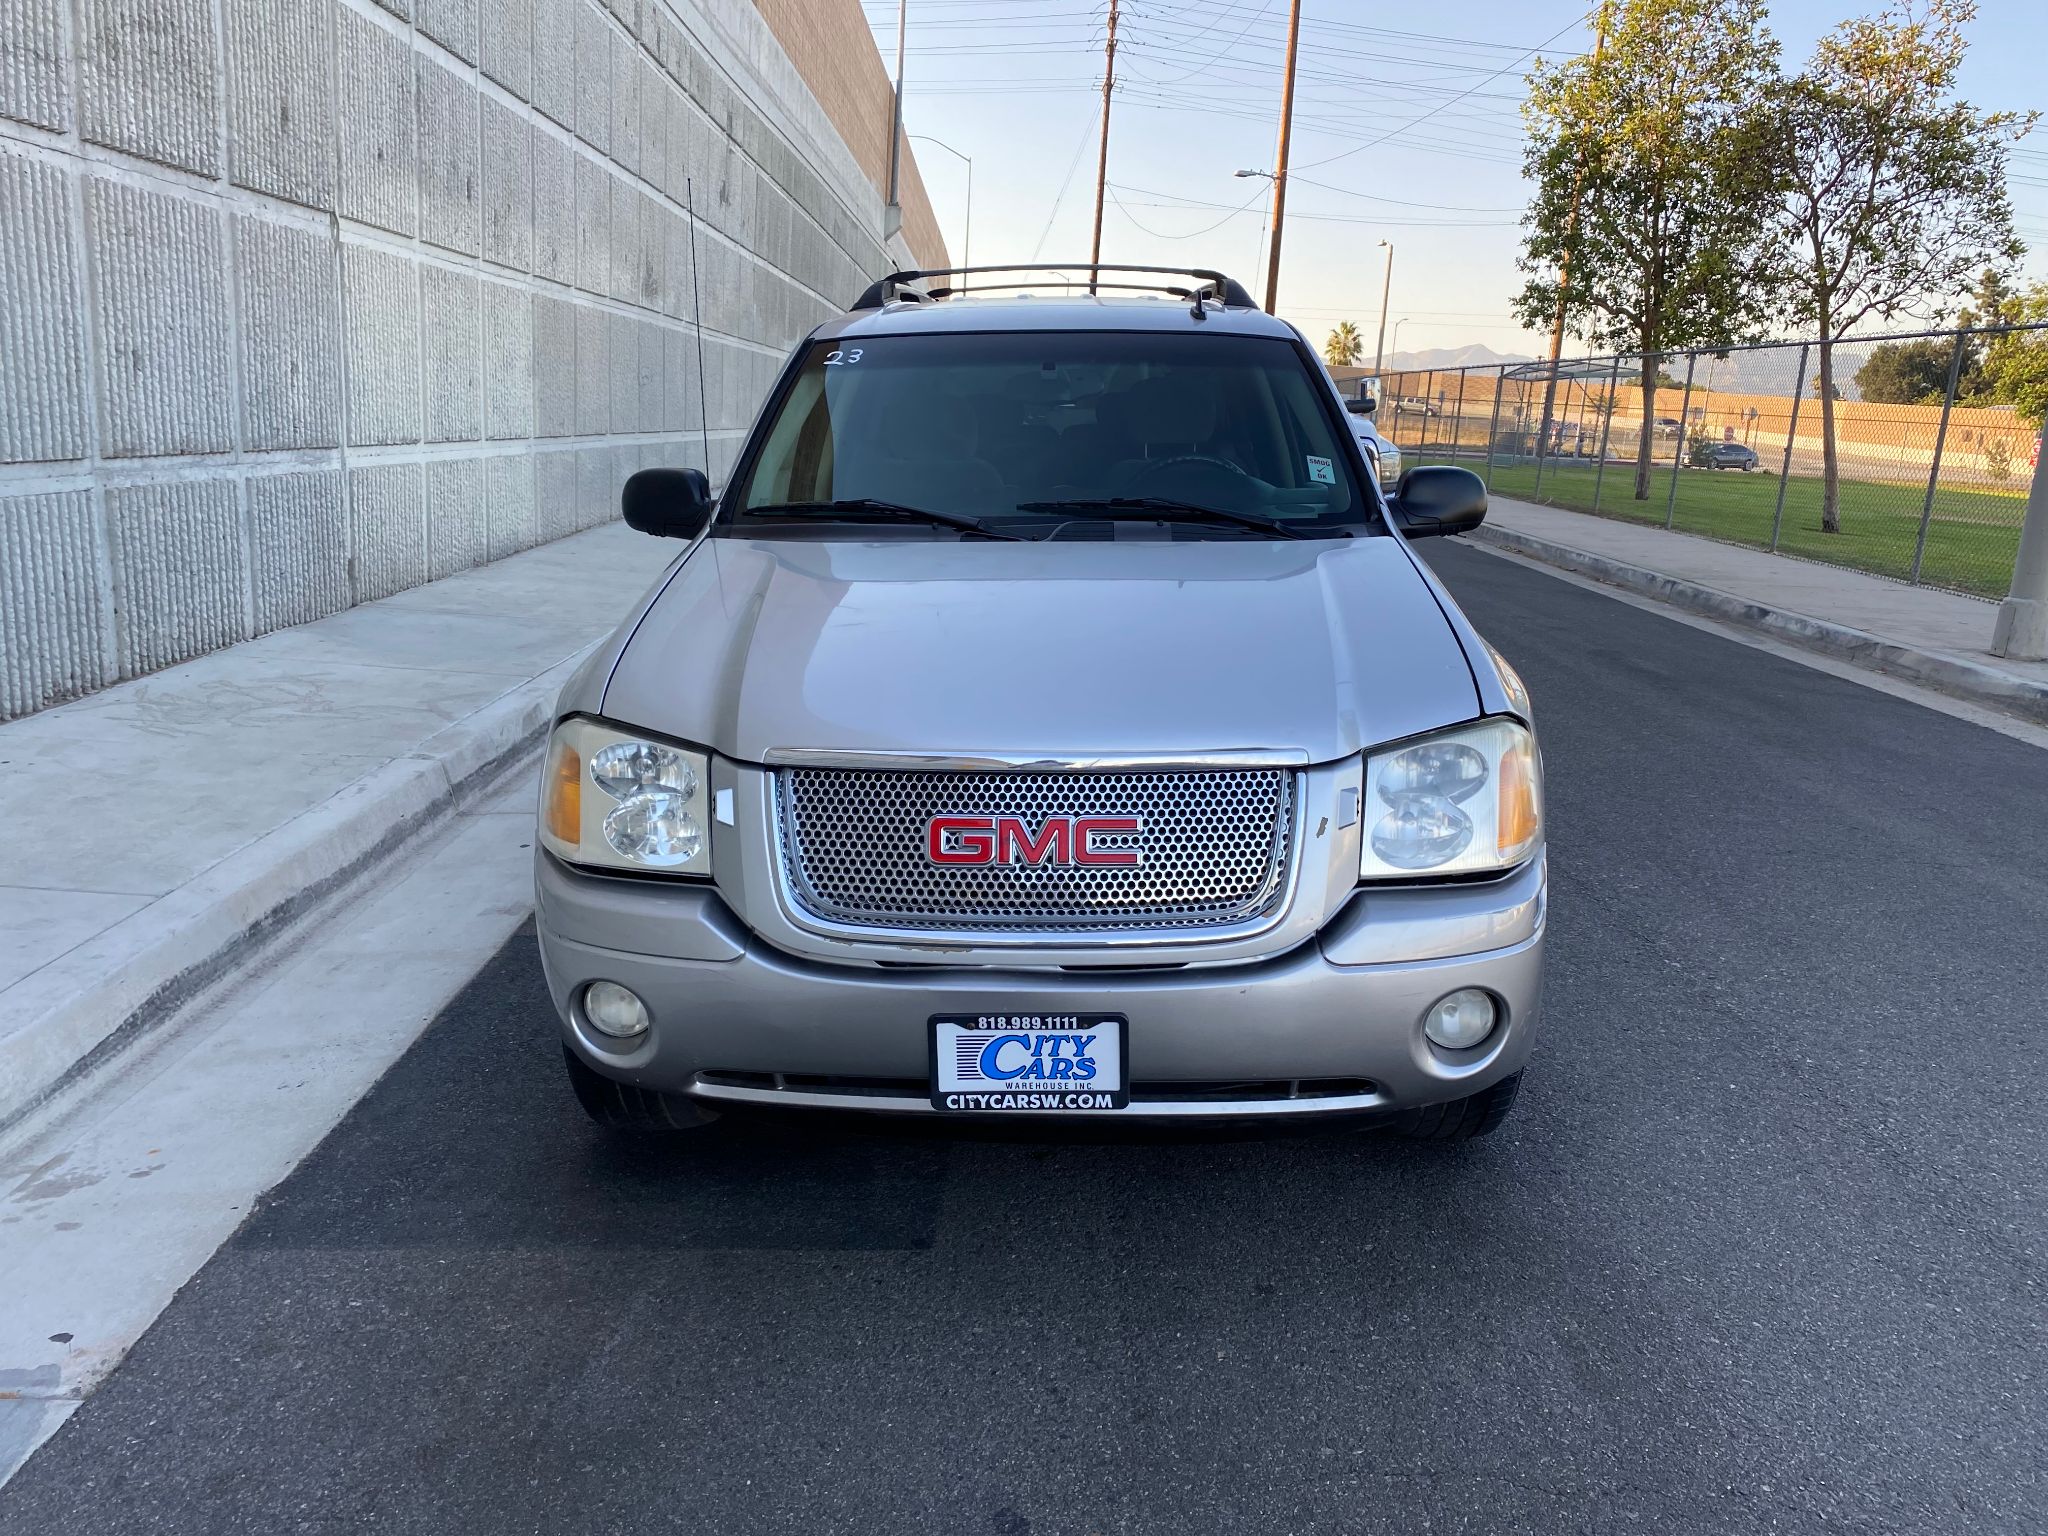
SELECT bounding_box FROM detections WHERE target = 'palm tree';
[1324,321,1363,367]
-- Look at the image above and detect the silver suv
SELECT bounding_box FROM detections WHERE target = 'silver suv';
[536,265,1544,1141]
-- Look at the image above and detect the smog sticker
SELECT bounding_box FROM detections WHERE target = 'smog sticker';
[1305,455,1336,484]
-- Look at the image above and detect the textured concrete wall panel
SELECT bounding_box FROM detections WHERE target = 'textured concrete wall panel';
[338,7,416,236]
[485,448,534,558]
[417,57,480,256]
[481,94,532,270]
[417,0,478,65]
[607,176,638,305]
[248,468,348,632]
[635,317,662,433]
[108,480,248,677]
[225,0,335,208]
[86,177,234,456]
[236,213,341,451]
[426,455,486,577]
[348,461,425,601]
[482,281,533,439]
[529,129,576,283]
[609,30,639,179]
[574,443,611,529]
[341,242,421,445]
[574,153,608,294]
[573,2,608,153]
[479,0,532,99]
[0,0,72,131]
[529,0,574,128]
[606,311,635,433]
[534,445,575,541]
[573,302,607,435]
[421,264,482,442]
[0,149,87,462]
[78,0,220,174]
[532,293,577,436]
[0,491,106,717]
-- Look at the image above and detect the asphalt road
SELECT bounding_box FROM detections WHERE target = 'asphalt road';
[6,542,2046,1534]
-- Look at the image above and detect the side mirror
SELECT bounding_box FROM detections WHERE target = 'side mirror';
[1388,465,1487,539]
[1347,395,1377,416]
[621,467,713,541]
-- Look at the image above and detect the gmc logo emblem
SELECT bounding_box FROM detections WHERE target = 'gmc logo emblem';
[926,815,1142,867]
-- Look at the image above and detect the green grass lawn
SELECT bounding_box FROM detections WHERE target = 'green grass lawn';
[1412,453,2024,600]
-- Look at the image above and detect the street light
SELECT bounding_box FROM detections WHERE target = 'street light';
[909,134,971,293]
[1372,240,1395,374]
[1236,170,1274,281]
[1392,317,1410,355]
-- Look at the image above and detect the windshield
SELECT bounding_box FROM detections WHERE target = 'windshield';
[724,330,1378,539]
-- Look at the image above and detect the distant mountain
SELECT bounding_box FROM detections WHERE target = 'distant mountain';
[1381,344,1536,371]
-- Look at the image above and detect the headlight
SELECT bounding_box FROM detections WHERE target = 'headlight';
[540,717,712,875]
[1361,718,1541,880]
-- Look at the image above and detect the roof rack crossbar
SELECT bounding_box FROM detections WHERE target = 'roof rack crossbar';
[850,263,1258,312]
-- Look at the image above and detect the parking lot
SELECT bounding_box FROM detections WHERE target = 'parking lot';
[3,543,2044,1535]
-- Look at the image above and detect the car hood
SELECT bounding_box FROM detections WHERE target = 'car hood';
[600,536,1479,764]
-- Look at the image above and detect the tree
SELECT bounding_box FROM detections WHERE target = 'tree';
[1324,322,1364,367]
[1855,338,1959,403]
[1980,281,2048,428]
[1515,0,1784,501]
[1770,0,2034,532]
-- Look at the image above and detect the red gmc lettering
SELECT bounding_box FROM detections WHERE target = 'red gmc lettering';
[1073,816,1141,866]
[926,815,996,864]
[925,815,1142,867]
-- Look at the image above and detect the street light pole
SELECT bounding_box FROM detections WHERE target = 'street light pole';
[884,0,906,236]
[909,134,971,292]
[1993,427,2048,660]
[1371,240,1394,374]
[1088,0,1120,293]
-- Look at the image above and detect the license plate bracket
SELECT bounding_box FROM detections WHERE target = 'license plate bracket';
[929,1013,1128,1112]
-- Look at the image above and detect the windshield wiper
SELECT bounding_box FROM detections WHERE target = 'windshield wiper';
[1013,497,1313,541]
[741,499,1026,541]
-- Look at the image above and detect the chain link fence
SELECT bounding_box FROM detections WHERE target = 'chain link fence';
[1355,322,2048,601]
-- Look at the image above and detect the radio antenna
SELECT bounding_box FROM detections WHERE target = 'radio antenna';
[685,177,713,479]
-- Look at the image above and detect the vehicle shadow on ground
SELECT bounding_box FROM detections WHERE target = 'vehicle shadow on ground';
[235,923,1529,1265]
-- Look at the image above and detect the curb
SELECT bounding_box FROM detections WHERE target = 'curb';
[1468,524,2048,726]
[0,653,584,1137]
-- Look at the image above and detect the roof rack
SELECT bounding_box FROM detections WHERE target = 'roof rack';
[850,263,1259,312]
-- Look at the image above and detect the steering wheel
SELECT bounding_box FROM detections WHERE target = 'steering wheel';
[1129,454,1256,491]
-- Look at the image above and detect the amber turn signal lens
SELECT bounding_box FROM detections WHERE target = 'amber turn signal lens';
[1497,735,1539,860]
[544,740,581,845]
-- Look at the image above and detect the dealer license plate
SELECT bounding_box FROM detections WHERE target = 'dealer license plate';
[929,1014,1128,1112]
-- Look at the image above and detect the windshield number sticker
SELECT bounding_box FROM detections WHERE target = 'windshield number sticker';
[823,347,864,366]
[1305,455,1336,485]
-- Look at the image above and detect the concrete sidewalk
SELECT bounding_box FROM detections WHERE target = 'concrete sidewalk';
[0,524,675,1132]
[1471,497,2048,723]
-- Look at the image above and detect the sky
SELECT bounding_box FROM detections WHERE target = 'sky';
[864,0,2048,363]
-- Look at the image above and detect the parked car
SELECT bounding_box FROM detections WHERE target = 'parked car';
[1343,395,1404,487]
[1701,441,1760,471]
[537,264,1545,1142]
[1394,397,1440,417]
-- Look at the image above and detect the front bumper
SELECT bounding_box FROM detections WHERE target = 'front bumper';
[536,853,1545,1122]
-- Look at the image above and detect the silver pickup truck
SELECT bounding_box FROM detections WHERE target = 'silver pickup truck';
[535,264,1544,1141]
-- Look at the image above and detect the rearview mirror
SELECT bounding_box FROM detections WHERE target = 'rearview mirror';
[1388,465,1486,539]
[621,467,713,541]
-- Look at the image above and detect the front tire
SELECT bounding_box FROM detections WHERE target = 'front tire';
[562,1045,719,1131]
[1398,1071,1522,1142]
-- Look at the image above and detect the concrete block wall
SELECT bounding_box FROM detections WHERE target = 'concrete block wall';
[0,0,938,720]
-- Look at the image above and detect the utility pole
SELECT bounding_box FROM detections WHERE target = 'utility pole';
[1371,240,1394,373]
[1535,0,1611,457]
[1260,0,1304,314]
[1088,0,1120,294]
[884,0,906,242]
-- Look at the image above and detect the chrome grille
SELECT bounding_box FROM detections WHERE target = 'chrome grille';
[776,767,1295,933]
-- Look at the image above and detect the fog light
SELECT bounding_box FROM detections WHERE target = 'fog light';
[583,980,650,1038]
[1423,988,1497,1051]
